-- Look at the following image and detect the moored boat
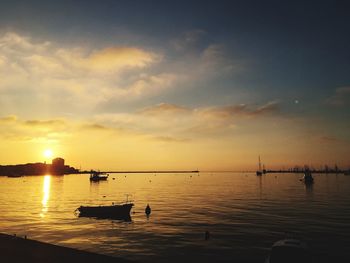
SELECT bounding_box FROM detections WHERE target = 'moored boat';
[301,171,314,184]
[77,202,133,220]
[89,170,109,181]
[256,156,263,176]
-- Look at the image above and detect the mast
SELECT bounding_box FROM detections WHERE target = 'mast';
[258,155,262,171]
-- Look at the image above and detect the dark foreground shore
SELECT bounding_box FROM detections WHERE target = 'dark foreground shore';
[0,233,133,263]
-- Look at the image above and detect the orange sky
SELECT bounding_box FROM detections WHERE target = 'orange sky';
[0,4,349,171]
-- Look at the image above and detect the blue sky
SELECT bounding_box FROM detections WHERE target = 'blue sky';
[0,0,349,169]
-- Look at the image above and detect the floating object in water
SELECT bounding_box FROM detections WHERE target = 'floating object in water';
[103,195,106,198]
[145,204,151,216]
[205,231,210,240]
[265,239,311,263]
[76,202,133,220]
[112,178,115,180]
[89,170,108,181]
[301,171,314,184]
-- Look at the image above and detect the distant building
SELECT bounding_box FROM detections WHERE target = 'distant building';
[51,157,65,175]
[52,157,64,167]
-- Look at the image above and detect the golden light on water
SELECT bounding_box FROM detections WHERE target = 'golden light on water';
[40,175,51,218]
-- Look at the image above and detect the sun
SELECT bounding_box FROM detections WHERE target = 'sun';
[43,149,53,159]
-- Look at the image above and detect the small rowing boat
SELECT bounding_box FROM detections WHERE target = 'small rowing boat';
[76,202,133,220]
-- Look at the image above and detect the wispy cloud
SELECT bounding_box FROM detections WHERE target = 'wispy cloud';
[317,135,342,144]
[149,135,190,143]
[326,86,350,106]
[24,119,65,127]
[140,103,190,115]
[196,101,280,119]
[171,29,207,51]
[0,116,70,143]
[81,123,111,131]
[0,115,17,123]
[92,101,283,142]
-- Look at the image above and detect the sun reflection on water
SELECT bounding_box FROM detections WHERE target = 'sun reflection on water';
[40,175,51,218]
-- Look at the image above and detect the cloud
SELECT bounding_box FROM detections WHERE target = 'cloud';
[123,73,177,97]
[81,123,112,131]
[0,32,164,114]
[0,116,70,143]
[24,119,65,127]
[0,31,248,119]
[140,103,190,115]
[150,135,190,143]
[83,47,159,72]
[317,135,342,144]
[196,101,280,119]
[171,30,207,51]
[0,115,17,123]
[326,87,350,106]
[92,101,283,143]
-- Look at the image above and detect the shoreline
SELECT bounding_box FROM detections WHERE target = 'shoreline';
[0,233,134,263]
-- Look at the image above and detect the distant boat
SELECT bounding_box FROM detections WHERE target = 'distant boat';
[256,156,263,176]
[76,202,133,220]
[89,170,108,181]
[265,239,311,263]
[301,171,314,184]
[263,164,267,174]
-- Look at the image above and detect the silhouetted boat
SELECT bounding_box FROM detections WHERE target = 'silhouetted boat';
[76,202,133,220]
[265,239,311,263]
[89,170,108,181]
[300,171,314,184]
[256,156,263,176]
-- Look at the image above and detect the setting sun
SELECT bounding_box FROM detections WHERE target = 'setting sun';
[43,149,53,159]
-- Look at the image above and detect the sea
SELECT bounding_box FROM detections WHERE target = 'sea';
[0,172,349,262]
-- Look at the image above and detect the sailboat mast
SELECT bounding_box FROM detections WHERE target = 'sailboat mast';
[258,156,262,171]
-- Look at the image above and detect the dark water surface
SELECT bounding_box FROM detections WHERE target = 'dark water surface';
[1,172,349,262]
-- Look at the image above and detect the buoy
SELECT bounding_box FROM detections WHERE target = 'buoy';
[145,204,151,216]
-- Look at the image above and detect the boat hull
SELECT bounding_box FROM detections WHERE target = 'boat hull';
[89,176,108,181]
[77,203,133,220]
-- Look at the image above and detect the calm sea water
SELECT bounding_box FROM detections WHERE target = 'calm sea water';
[0,172,349,262]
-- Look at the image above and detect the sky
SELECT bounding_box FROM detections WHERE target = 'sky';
[0,0,349,170]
